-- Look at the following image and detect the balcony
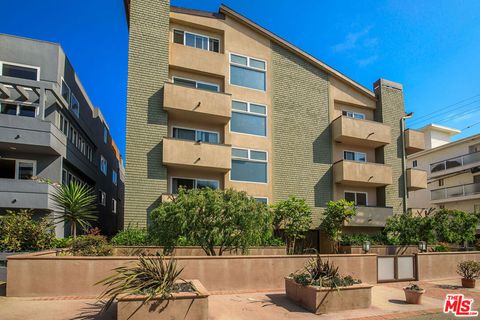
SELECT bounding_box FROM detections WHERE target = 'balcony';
[431,182,480,203]
[333,160,392,187]
[332,116,391,148]
[405,129,425,155]
[162,137,231,172]
[163,82,231,124]
[169,43,227,76]
[406,168,427,191]
[347,206,394,227]
[0,179,56,210]
[430,151,480,177]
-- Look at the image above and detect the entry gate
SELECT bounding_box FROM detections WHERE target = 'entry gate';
[377,255,417,282]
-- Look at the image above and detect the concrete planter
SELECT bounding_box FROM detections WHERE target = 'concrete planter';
[403,288,425,304]
[461,278,476,288]
[285,278,372,314]
[117,280,209,320]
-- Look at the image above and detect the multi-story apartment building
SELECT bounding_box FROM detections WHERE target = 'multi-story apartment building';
[0,34,124,237]
[408,124,480,214]
[123,0,427,237]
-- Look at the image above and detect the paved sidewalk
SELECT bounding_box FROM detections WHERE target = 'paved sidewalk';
[0,279,477,320]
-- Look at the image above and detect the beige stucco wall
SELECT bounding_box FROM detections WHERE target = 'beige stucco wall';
[417,252,480,281]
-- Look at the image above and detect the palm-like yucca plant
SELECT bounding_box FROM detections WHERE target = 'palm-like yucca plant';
[51,181,97,238]
[96,253,184,312]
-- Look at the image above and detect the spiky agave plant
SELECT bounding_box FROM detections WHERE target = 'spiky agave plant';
[96,253,184,312]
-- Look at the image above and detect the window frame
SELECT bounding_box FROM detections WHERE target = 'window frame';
[0,102,38,118]
[60,77,71,106]
[103,127,108,144]
[171,126,220,144]
[112,199,117,213]
[230,99,268,137]
[112,170,118,186]
[254,197,269,204]
[99,190,106,206]
[343,150,367,162]
[342,110,366,120]
[344,191,368,206]
[100,155,108,176]
[412,160,418,168]
[70,93,80,118]
[172,29,220,53]
[0,158,36,180]
[230,147,268,184]
[169,176,220,194]
[0,61,40,81]
[229,52,267,92]
[172,76,220,92]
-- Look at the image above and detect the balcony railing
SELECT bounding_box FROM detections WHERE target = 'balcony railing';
[430,151,480,174]
[431,182,480,201]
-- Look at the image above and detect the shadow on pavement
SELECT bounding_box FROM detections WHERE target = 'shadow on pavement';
[265,293,311,313]
[71,301,116,320]
[388,299,408,305]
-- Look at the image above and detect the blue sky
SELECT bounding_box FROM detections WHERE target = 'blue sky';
[2,0,480,157]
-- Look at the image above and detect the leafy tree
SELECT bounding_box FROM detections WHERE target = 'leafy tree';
[0,209,55,251]
[320,200,356,253]
[149,188,274,256]
[51,181,97,238]
[110,226,151,246]
[272,196,312,254]
[433,209,480,245]
[384,212,435,245]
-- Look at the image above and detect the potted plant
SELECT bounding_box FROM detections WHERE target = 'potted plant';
[403,283,425,304]
[97,253,209,320]
[285,254,372,314]
[457,260,480,288]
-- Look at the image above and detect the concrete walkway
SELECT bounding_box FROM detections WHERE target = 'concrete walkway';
[0,279,477,320]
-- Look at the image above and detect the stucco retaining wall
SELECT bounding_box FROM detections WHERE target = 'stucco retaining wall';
[6,251,376,297]
[339,245,420,255]
[112,246,286,256]
[416,252,480,281]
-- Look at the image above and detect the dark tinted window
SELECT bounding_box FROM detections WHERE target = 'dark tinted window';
[173,30,184,44]
[356,193,367,206]
[19,106,36,117]
[0,103,17,115]
[0,159,15,179]
[344,192,355,203]
[173,78,196,88]
[2,64,38,80]
[209,38,219,52]
[172,178,195,193]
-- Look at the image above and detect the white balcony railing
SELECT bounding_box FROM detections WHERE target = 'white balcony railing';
[430,151,480,174]
[431,182,480,201]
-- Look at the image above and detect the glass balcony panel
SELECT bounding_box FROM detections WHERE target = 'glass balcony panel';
[431,189,446,200]
[446,185,464,198]
[445,157,462,169]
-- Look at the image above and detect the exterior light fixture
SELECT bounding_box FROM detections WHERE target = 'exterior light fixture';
[418,241,427,253]
[363,240,370,253]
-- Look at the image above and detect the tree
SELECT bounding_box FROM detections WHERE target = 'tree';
[51,181,97,238]
[149,188,274,256]
[433,209,480,245]
[320,200,356,253]
[272,196,312,254]
[384,212,436,245]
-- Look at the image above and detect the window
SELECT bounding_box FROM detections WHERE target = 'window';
[112,199,117,213]
[98,190,106,206]
[112,171,118,186]
[343,151,366,162]
[231,148,267,183]
[173,29,220,53]
[439,179,444,187]
[255,197,268,204]
[61,79,71,104]
[1,62,39,81]
[62,169,67,185]
[171,177,219,194]
[70,93,80,117]
[474,175,480,184]
[439,205,445,209]
[172,127,219,144]
[100,155,107,176]
[344,192,368,206]
[0,103,36,118]
[0,159,35,180]
[231,100,267,136]
[230,53,266,91]
[172,77,219,92]
[103,127,108,144]
[342,110,365,120]
[475,204,480,213]
[413,160,418,168]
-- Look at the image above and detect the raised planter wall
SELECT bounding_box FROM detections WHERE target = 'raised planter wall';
[6,252,377,297]
[112,246,286,256]
[339,245,420,255]
[417,252,480,281]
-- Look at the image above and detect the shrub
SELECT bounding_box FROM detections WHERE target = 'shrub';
[320,200,356,253]
[272,196,312,254]
[71,235,112,256]
[0,209,55,252]
[292,253,361,288]
[433,209,480,245]
[384,212,435,245]
[110,227,151,246]
[340,233,389,246]
[97,253,185,312]
[457,260,480,280]
[405,283,423,291]
[52,237,74,248]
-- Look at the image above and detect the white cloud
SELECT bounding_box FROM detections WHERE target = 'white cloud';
[330,26,375,53]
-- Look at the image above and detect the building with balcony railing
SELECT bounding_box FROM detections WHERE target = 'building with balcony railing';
[123,0,426,239]
[407,124,480,214]
[0,34,124,237]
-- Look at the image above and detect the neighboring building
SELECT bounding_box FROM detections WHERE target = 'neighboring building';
[123,0,426,239]
[0,34,124,237]
[407,124,480,214]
